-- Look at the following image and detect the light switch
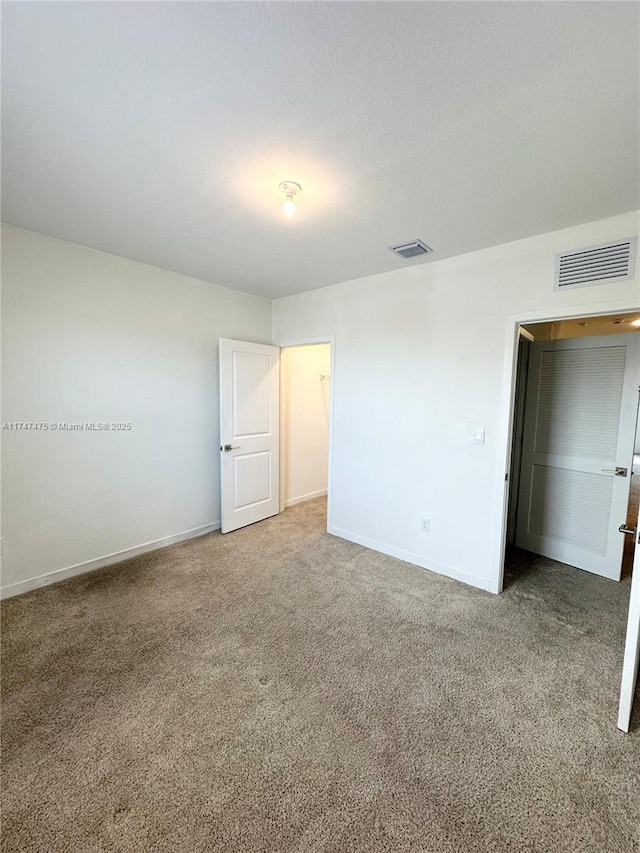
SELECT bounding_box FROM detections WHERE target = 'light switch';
[473,428,485,445]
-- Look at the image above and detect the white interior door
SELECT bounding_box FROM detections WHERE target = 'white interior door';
[515,333,639,579]
[618,512,640,731]
[219,339,280,534]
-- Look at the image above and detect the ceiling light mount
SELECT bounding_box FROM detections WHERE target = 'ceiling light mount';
[279,181,301,216]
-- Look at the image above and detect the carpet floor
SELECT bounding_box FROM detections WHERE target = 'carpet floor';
[2,498,639,852]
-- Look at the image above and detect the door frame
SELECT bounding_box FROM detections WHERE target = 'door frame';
[492,304,640,594]
[273,336,337,532]
[618,507,640,731]
[506,330,532,546]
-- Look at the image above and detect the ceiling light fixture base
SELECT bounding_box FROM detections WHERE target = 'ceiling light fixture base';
[278,181,301,197]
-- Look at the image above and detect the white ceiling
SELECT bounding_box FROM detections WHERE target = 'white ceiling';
[2,2,638,299]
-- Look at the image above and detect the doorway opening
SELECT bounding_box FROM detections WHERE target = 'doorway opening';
[503,311,640,589]
[624,416,640,580]
[279,342,333,526]
[218,337,334,535]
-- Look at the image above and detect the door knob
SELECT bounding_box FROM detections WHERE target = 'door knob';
[618,524,637,536]
[222,444,240,452]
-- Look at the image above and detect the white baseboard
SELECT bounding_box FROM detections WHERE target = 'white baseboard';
[328,525,495,594]
[284,489,327,508]
[2,518,493,600]
[0,521,221,600]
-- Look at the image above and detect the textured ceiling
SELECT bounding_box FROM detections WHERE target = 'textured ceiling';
[2,2,639,298]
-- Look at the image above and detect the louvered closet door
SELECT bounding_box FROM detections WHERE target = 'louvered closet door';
[515,333,639,580]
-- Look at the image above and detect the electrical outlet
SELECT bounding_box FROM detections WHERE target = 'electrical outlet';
[420,518,431,533]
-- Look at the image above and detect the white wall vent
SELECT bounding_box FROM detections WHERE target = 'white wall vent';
[554,237,637,291]
[389,239,433,259]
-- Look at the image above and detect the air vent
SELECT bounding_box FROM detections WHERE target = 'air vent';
[390,239,433,259]
[554,237,637,291]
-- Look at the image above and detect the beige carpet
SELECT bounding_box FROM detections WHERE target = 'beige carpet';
[2,498,639,852]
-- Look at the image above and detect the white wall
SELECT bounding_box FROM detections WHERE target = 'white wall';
[281,344,330,507]
[273,211,640,593]
[4,213,639,599]
[1,225,272,596]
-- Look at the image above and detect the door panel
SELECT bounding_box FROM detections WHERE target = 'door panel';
[220,339,280,533]
[516,333,639,579]
[233,352,272,436]
[234,452,273,508]
[618,511,640,732]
